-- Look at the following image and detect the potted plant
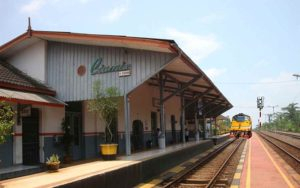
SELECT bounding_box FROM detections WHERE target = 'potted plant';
[88,80,121,160]
[61,118,73,163]
[46,154,60,172]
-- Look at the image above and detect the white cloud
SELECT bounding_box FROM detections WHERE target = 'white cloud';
[102,5,128,23]
[199,13,223,24]
[21,0,47,14]
[78,0,90,4]
[254,59,271,68]
[251,72,300,108]
[204,68,227,79]
[164,28,221,64]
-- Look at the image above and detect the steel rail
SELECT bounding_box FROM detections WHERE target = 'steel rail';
[259,131,300,150]
[162,138,238,188]
[205,139,244,188]
[271,131,300,139]
[257,132,300,164]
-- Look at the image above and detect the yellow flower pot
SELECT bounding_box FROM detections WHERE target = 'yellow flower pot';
[100,144,118,160]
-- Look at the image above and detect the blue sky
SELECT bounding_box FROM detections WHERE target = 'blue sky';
[1,0,300,126]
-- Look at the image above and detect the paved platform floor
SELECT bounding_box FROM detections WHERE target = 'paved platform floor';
[0,138,212,188]
[239,132,299,188]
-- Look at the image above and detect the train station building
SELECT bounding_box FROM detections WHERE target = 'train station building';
[0,26,232,168]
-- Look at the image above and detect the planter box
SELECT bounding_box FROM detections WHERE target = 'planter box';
[46,162,60,172]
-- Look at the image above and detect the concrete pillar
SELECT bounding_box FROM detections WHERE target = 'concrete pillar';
[181,94,185,143]
[159,73,166,149]
[195,113,199,141]
[203,116,207,140]
[124,95,131,155]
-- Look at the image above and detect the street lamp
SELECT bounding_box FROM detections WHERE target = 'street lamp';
[293,74,300,80]
[267,105,279,114]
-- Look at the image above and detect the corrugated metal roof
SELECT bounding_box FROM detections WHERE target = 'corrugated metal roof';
[0,88,65,107]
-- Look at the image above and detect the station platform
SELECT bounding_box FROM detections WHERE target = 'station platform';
[0,135,229,188]
[238,132,299,188]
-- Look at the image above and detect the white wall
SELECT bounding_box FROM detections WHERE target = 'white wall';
[81,83,182,134]
[12,104,22,164]
[37,105,65,163]
[8,40,47,82]
[83,101,104,133]
[40,105,65,133]
[123,83,181,132]
[83,99,124,134]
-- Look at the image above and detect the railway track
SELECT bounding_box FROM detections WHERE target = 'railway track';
[159,139,245,188]
[257,131,300,174]
[269,131,300,139]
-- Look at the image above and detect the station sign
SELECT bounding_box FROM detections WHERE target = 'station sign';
[90,58,132,75]
[118,70,131,77]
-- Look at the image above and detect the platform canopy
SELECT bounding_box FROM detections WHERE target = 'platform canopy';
[146,52,232,118]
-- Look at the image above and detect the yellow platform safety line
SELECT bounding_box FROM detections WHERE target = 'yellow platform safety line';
[246,139,251,188]
[138,179,162,188]
[230,139,249,188]
[237,164,243,170]
[188,158,198,163]
[234,173,241,179]
[257,134,295,188]
[169,165,185,173]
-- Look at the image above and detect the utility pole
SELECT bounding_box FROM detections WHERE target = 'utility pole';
[267,105,279,121]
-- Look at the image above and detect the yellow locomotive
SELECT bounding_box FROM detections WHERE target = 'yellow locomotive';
[229,113,252,138]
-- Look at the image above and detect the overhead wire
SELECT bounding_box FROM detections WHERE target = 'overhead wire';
[215,80,299,85]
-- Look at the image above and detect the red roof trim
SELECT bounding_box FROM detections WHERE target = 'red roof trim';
[0,82,56,96]
[0,32,30,54]
[32,30,172,47]
[0,30,174,55]
[0,96,64,108]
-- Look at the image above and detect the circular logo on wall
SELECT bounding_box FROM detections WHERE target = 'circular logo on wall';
[77,65,86,76]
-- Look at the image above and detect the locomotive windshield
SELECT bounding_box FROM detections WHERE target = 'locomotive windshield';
[233,115,250,122]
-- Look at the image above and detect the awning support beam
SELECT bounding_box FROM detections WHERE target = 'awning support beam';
[163,75,202,103]
[208,106,228,117]
[204,105,225,117]
[184,88,214,109]
[162,70,200,78]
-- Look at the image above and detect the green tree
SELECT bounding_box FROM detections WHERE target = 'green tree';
[88,81,121,143]
[0,101,16,144]
[262,103,300,132]
[281,103,299,125]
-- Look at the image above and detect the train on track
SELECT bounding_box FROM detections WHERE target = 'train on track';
[229,113,252,138]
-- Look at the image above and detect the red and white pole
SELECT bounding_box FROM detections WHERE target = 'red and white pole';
[259,110,262,128]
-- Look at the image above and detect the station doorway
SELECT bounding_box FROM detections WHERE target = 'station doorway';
[66,102,83,161]
[151,112,158,147]
[132,120,144,151]
[22,108,40,165]
[171,115,177,144]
